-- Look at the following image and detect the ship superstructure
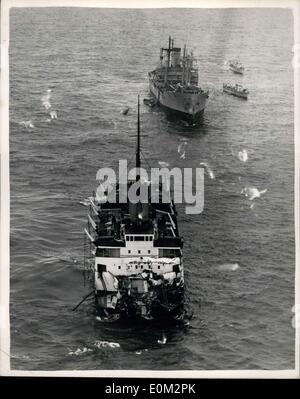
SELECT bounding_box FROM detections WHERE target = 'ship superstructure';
[84,99,186,322]
[148,37,209,124]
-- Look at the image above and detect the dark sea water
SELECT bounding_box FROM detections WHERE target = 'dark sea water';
[9,7,295,370]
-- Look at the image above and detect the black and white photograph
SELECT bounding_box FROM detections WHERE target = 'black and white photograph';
[0,0,299,377]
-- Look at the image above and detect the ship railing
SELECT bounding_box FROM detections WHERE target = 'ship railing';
[88,214,97,231]
[182,88,202,94]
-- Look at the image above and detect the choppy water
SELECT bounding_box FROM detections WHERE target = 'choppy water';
[9,7,295,370]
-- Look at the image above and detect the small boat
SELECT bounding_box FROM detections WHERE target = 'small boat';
[121,107,130,115]
[143,98,156,108]
[223,82,249,99]
[228,59,244,75]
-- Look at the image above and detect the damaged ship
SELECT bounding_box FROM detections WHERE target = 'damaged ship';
[83,98,187,323]
[148,36,209,125]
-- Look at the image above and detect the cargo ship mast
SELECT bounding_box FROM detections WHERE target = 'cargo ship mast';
[163,36,172,84]
[136,96,141,170]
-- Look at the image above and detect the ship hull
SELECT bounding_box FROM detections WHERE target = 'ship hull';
[95,293,188,325]
[229,65,244,74]
[149,81,207,125]
[159,101,204,124]
[93,249,186,323]
[223,87,248,99]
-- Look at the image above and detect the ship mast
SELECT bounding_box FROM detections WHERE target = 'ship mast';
[136,95,141,171]
[164,36,172,85]
[130,95,149,224]
[182,44,186,85]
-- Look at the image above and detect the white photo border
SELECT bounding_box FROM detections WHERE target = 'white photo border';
[1,0,299,378]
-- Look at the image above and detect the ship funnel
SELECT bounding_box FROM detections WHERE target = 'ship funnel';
[170,48,181,67]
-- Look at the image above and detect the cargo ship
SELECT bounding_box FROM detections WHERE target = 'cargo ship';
[148,37,209,125]
[83,98,188,323]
